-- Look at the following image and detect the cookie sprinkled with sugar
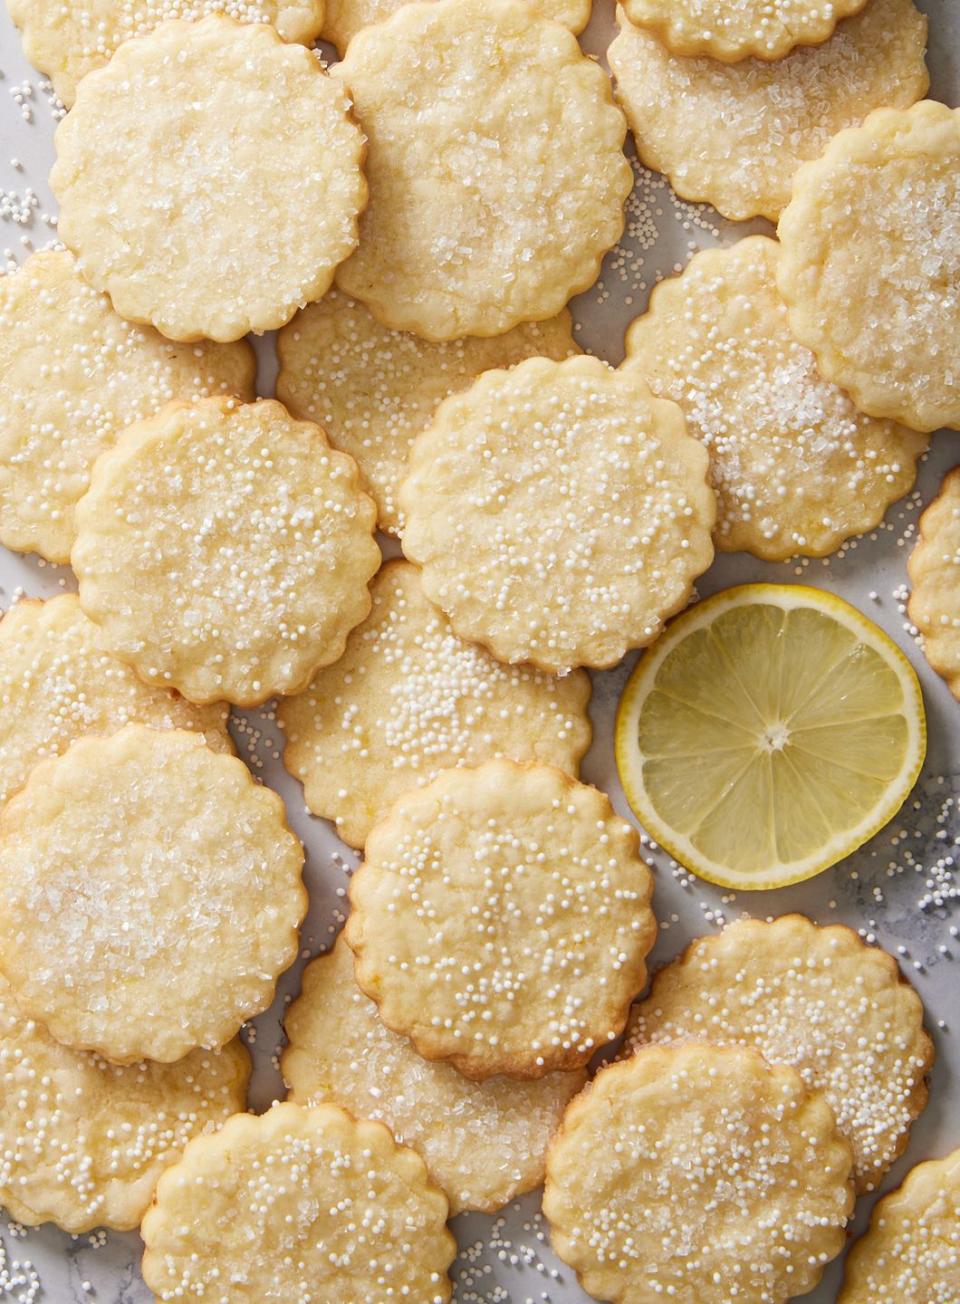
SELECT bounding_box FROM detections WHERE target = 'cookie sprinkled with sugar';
[908,468,960,698]
[621,0,868,63]
[346,759,657,1080]
[322,0,591,56]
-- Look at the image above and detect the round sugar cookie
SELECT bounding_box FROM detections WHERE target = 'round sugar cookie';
[609,0,929,223]
[623,237,926,560]
[283,937,585,1213]
[141,1102,456,1303]
[276,293,579,534]
[0,249,255,564]
[399,355,715,673]
[839,1148,960,1303]
[0,725,306,1064]
[908,468,960,698]
[778,100,960,434]
[279,561,592,849]
[0,974,249,1234]
[543,1043,855,1304]
[322,0,591,56]
[624,915,933,1193]
[7,0,325,107]
[620,0,867,63]
[72,396,379,707]
[345,760,657,1080]
[333,0,631,341]
[0,594,232,808]
[51,15,366,343]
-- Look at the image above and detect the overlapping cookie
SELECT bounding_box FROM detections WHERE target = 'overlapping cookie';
[908,468,960,697]
[322,0,591,56]
[620,0,868,62]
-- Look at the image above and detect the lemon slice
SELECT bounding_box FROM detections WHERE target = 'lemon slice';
[615,584,926,890]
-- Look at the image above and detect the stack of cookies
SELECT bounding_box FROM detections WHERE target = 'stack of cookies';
[0,0,956,1298]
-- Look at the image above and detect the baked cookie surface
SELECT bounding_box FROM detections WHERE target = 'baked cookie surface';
[141,1101,456,1303]
[0,249,254,563]
[334,0,631,340]
[72,396,379,707]
[51,15,366,342]
[778,100,960,433]
[624,236,926,560]
[908,467,960,697]
[322,0,591,55]
[283,936,585,1213]
[0,725,306,1064]
[346,759,656,1080]
[620,0,867,62]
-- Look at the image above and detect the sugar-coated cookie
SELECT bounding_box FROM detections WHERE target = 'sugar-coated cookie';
[334,0,630,340]
[400,355,715,673]
[51,16,366,342]
[72,396,379,707]
[141,1101,456,1303]
[276,292,578,534]
[0,725,306,1064]
[624,237,926,560]
[609,0,929,222]
[778,100,960,433]
[0,249,254,563]
[283,937,585,1213]
[620,0,867,63]
[279,561,592,848]
[346,760,656,1080]
[909,468,960,697]
[0,973,249,1233]
[625,914,933,1192]
[322,0,591,56]
[544,1043,855,1304]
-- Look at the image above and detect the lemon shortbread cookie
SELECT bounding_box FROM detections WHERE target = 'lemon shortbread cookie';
[0,594,231,808]
[283,937,585,1213]
[141,1102,455,1303]
[279,561,592,848]
[400,355,714,673]
[840,1148,960,1303]
[609,0,929,223]
[624,238,926,560]
[624,915,933,1192]
[778,101,960,433]
[620,0,866,63]
[72,397,379,707]
[51,16,366,342]
[544,1043,854,1304]
[909,469,960,698]
[7,0,325,107]
[323,0,591,56]
[0,250,255,564]
[346,760,656,1080]
[0,725,305,1064]
[0,974,249,1233]
[333,0,630,341]
[276,294,579,534]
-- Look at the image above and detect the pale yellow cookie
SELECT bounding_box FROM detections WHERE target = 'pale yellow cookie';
[623,237,926,560]
[72,397,379,707]
[141,1101,455,1303]
[778,101,960,433]
[283,936,585,1213]
[0,594,232,808]
[0,249,254,564]
[839,1148,960,1303]
[346,760,656,1080]
[7,0,325,107]
[624,915,933,1192]
[323,0,591,56]
[543,1043,855,1304]
[51,16,366,342]
[0,973,249,1234]
[0,725,306,1064]
[333,0,630,341]
[278,561,592,849]
[276,293,579,534]
[400,355,715,673]
[620,0,867,62]
[609,0,929,223]
[908,468,960,697]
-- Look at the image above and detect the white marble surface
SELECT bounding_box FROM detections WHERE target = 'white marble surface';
[0,2,957,1300]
